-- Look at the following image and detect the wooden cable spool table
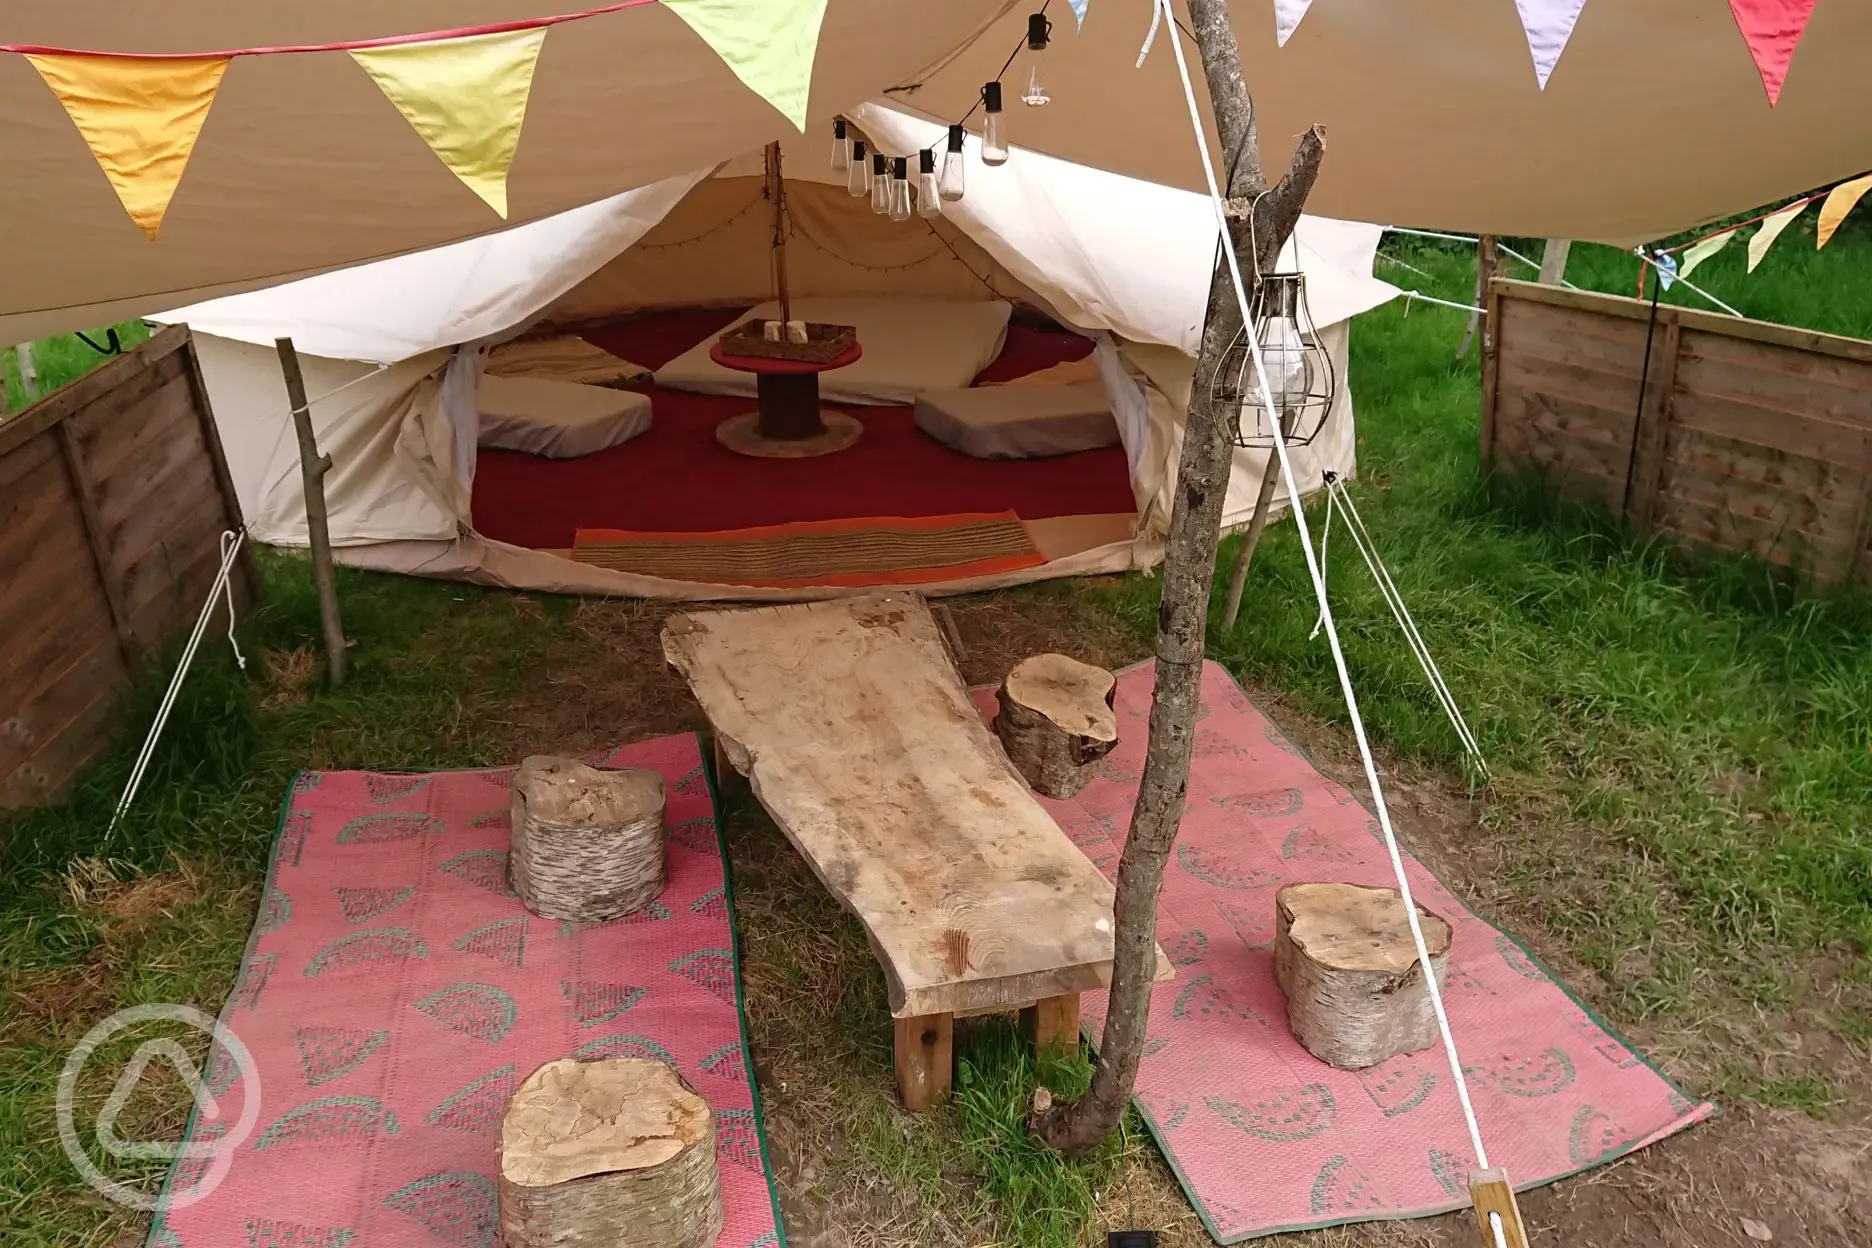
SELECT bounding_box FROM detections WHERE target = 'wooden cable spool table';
[709,341,865,459]
[662,592,1171,1111]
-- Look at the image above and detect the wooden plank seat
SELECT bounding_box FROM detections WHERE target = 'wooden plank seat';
[662,591,1168,1109]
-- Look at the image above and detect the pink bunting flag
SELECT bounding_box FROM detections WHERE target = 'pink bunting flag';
[1274,0,1314,47]
[1728,0,1818,105]
[1515,0,1589,89]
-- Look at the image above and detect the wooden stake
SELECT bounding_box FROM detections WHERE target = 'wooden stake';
[1468,1167,1531,1248]
[1220,409,1293,631]
[1454,235,1493,362]
[275,337,347,687]
[16,341,41,401]
[1537,238,1571,286]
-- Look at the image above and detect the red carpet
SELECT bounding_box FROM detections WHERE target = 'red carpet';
[470,312,1135,550]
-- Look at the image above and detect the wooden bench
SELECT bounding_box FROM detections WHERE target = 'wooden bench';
[662,592,1167,1109]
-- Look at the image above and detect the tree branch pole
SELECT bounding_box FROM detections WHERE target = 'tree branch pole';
[1035,0,1324,1154]
[275,337,347,687]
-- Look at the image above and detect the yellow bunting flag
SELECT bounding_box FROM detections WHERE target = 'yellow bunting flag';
[663,0,830,131]
[1747,200,1805,271]
[1676,227,1736,281]
[27,53,230,240]
[1816,173,1872,250]
[351,28,547,219]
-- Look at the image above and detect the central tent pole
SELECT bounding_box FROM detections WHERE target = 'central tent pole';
[767,141,791,327]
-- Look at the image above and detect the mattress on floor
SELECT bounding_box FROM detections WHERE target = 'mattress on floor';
[915,380,1119,459]
[477,373,652,459]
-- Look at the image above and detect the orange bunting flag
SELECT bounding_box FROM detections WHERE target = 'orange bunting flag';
[1816,174,1872,250]
[27,53,230,240]
[351,28,548,219]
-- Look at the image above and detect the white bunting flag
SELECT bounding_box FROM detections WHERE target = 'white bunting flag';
[1515,0,1589,89]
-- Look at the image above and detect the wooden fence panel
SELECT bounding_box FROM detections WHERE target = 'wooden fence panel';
[0,326,255,810]
[1482,279,1872,586]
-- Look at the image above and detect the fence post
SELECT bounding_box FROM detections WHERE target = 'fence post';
[275,337,348,687]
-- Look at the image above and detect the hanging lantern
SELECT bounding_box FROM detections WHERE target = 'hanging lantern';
[831,118,851,175]
[889,157,912,222]
[847,140,870,197]
[1022,13,1052,107]
[980,82,1009,166]
[1211,273,1337,448]
[939,124,967,202]
[917,149,943,218]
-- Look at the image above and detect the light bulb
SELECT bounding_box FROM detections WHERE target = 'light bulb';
[917,149,942,218]
[847,140,869,197]
[870,153,890,214]
[980,82,1009,167]
[1023,14,1051,107]
[889,158,911,222]
[939,124,967,202]
[831,118,850,174]
[1255,313,1310,413]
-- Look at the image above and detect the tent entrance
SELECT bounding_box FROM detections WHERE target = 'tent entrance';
[469,307,1138,591]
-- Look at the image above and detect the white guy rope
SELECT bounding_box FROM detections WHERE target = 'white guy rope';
[1323,475,1488,775]
[1157,0,1493,1173]
[1401,289,1486,316]
[106,529,249,843]
[1385,225,1478,244]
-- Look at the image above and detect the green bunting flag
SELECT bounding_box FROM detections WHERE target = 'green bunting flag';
[662,0,830,131]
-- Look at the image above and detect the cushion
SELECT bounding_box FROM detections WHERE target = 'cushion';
[652,297,1012,407]
[477,375,653,459]
[485,335,648,386]
[914,381,1119,460]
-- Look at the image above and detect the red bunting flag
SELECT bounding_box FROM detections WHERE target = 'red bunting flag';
[1727,0,1818,106]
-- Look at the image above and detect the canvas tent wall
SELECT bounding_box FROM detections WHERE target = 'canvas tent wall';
[162,102,1396,600]
[5,2,1867,345]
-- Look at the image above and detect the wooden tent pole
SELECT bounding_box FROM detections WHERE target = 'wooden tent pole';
[768,141,791,327]
[274,337,347,687]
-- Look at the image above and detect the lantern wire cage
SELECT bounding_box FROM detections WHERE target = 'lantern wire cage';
[1211,270,1337,449]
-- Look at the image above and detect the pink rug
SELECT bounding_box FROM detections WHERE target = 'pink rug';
[975,661,1713,1243]
[149,734,781,1248]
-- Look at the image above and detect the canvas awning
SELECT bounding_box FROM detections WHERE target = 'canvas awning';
[4,2,1866,344]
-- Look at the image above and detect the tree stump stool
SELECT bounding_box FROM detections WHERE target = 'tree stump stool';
[994,654,1119,798]
[1273,881,1453,1070]
[510,756,666,922]
[498,1057,723,1248]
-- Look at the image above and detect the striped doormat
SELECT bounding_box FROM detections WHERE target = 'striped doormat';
[571,511,1046,588]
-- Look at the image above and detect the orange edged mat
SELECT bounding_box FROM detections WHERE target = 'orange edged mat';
[571,511,1047,588]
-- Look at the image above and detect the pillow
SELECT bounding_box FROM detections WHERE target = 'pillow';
[485,335,648,386]
[915,381,1118,460]
[478,375,653,459]
[652,297,1012,406]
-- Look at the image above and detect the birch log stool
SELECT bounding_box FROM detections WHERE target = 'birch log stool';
[994,654,1118,798]
[498,1057,723,1248]
[510,756,666,922]
[1273,882,1453,1070]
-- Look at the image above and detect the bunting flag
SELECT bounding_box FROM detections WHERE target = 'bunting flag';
[1677,227,1737,280]
[26,53,229,239]
[1816,174,1872,249]
[1727,0,1818,106]
[1274,0,1315,47]
[350,28,547,219]
[1747,200,1805,270]
[1068,0,1090,32]
[662,0,830,132]
[1514,0,1589,89]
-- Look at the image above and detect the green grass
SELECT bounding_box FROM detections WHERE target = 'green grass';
[1118,233,1872,1109]
[6,225,1872,1245]
[4,323,152,413]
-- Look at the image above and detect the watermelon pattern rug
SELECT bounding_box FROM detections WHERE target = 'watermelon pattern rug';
[973,661,1713,1243]
[148,734,781,1248]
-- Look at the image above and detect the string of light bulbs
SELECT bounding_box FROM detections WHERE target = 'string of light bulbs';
[828,6,1056,222]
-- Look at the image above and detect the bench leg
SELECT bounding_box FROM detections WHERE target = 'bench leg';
[1022,993,1081,1061]
[893,1013,953,1111]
